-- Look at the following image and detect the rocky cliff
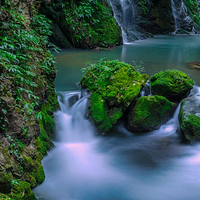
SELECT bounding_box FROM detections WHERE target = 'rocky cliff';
[0,0,58,199]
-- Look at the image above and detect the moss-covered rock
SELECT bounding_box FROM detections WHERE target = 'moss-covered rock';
[40,0,122,49]
[150,69,194,102]
[127,95,174,132]
[81,60,149,133]
[179,95,200,143]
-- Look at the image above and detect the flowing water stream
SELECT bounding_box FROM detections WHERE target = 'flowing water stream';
[34,35,200,200]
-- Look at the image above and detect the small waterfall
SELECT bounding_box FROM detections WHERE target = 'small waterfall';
[34,91,135,199]
[140,81,152,97]
[108,0,147,43]
[55,91,93,143]
[189,85,200,99]
[171,0,194,34]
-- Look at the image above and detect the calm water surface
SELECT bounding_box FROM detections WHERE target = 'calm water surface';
[55,35,200,91]
[34,35,200,200]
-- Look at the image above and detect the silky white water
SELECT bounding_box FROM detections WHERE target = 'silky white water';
[34,86,200,200]
[33,35,200,200]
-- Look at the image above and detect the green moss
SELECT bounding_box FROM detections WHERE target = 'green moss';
[35,163,45,184]
[82,60,149,132]
[22,156,34,171]
[0,4,58,199]
[150,69,194,102]
[0,173,13,194]
[10,180,36,200]
[89,92,112,132]
[108,108,123,125]
[24,174,37,188]
[180,108,200,143]
[0,193,11,200]
[128,95,174,131]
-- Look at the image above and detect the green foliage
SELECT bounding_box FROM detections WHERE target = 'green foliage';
[139,0,148,15]
[5,134,24,165]
[0,6,56,132]
[62,0,120,47]
[184,0,200,29]
[0,4,58,199]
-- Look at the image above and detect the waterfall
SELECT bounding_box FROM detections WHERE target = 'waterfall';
[55,91,94,143]
[140,81,152,97]
[108,0,147,43]
[171,0,194,34]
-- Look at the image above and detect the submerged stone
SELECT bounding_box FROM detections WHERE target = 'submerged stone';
[150,69,194,102]
[179,95,200,143]
[81,60,149,133]
[127,95,174,132]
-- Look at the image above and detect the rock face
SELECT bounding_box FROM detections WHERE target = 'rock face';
[150,69,194,102]
[81,60,149,133]
[40,0,122,49]
[127,95,174,132]
[108,0,175,42]
[179,88,200,143]
[0,1,58,199]
[136,0,175,34]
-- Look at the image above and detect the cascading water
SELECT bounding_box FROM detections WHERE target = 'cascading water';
[33,91,137,200]
[140,80,152,97]
[171,0,195,34]
[33,86,200,200]
[108,0,147,43]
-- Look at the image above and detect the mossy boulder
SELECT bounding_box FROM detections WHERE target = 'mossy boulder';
[150,70,194,102]
[179,95,200,143]
[127,95,174,132]
[81,60,149,133]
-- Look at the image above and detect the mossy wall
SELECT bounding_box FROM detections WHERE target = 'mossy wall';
[40,0,122,49]
[0,0,58,199]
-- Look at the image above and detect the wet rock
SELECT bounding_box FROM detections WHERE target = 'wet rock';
[50,22,71,49]
[127,95,174,132]
[137,0,175,34]
[179,93,200,143]
[150,69,194,102]
[81,60,149,133]
[187,62,200,70]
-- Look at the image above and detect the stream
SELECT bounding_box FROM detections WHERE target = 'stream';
[34,35,200,200]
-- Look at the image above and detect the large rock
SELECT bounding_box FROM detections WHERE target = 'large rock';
[127,95,174,132]
[179,90,200,143]
[136,0,175,34]
[81,60,149,133]
[150,69,194,102]
[41,0,122,49]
